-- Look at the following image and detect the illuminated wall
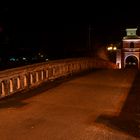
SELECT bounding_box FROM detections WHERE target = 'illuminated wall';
[116,49,121,69]
[116,28,140,69]
[123,39,140,48]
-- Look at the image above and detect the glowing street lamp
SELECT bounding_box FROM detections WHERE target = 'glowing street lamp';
[107,45,117,63]
[107,46,117,51]
[113,46,117,50]
[107,46,113,51]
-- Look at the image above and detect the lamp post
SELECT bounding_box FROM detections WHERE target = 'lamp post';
[107,44,117,63]
[88,24,94,56]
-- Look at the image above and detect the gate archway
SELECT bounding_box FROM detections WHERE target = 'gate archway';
[125,55,138,68]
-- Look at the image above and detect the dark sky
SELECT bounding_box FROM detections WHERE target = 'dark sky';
[1,6,140,58]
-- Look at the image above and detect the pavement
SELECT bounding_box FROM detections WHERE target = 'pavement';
[0,69,139,140]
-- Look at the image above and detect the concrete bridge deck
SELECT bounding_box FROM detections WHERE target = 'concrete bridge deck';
[0,69,139,140]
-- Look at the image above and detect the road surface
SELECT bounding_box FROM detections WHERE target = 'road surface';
[0,69,139,140]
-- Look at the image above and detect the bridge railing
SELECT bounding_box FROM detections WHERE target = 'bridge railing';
[0,57,116,99]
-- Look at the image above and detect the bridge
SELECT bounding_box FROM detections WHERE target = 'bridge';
[0,58,139,140]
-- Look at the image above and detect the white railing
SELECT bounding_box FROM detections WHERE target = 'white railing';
[0,57,116,99]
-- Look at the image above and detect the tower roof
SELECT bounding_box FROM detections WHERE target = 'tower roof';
[126,28,137,36]
[123,28,140,39]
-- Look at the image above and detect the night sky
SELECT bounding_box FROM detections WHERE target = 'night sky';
[1,6,140,59]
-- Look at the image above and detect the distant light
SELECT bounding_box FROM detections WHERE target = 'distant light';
[133,62,136,65]
[40,55,44,58]
[113,47,117,50]
[107,47,113,51]
[9,58,16,61]
[45,59,49,61]
[22,57,27,60]
[107,46,117,51]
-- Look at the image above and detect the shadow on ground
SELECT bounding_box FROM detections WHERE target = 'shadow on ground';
[0,69,101,109]
[95,70,140,138]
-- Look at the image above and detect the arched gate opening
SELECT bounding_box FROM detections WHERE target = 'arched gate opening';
[125,56,138,68]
